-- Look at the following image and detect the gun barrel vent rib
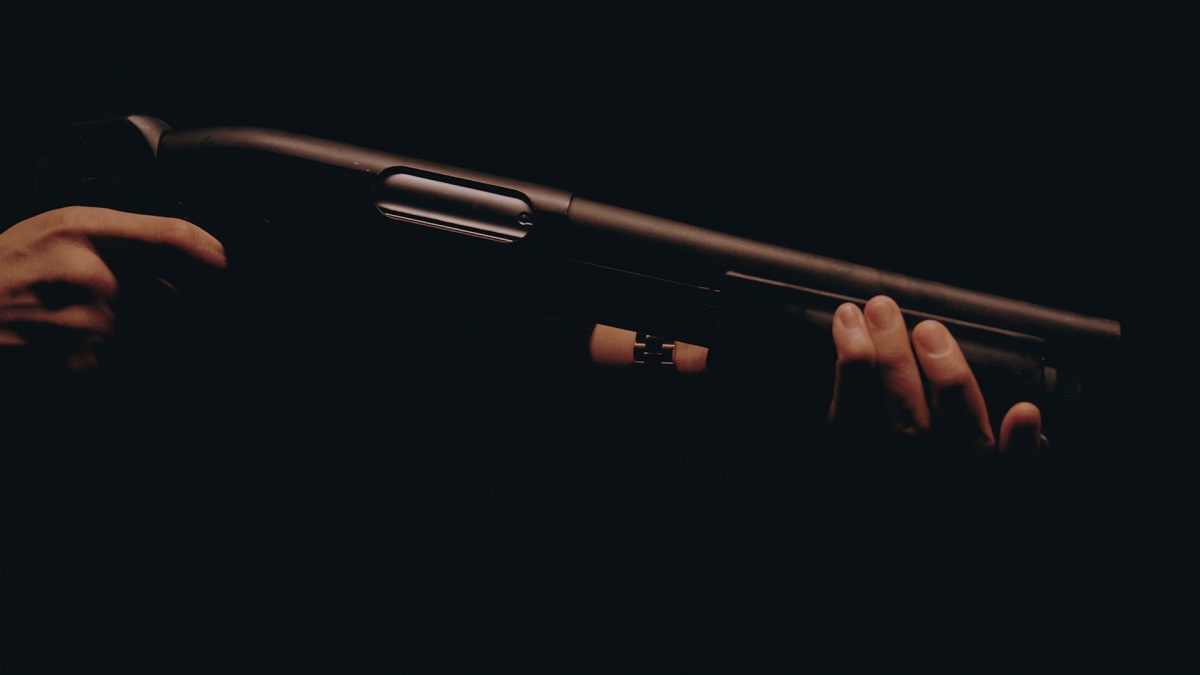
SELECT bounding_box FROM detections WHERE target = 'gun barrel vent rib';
[565,198,1122,351]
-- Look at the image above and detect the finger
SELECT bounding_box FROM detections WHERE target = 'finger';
[863,295,931,438]
[0,329,27,347]
[911,320,994,454]
[0,305,116,338]
[0,234,118,299]
[589,324,637,367]
[998,402,1042,455]
[58,206,227,271]
[36,243,121,305]
[828,302,878,425]
[0,306,115,371]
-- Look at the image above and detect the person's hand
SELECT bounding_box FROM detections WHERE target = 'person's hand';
[0,206,226,371]
[828,295,1043,454]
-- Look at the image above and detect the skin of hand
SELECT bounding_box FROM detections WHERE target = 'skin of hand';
[0,206,227,371]
[589,294,1043,454]
[828,295,1043,454]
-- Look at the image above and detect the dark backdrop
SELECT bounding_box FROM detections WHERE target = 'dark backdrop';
[4,4,1163,673]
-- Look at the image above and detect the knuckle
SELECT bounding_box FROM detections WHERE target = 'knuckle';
[836,343,875,367]
[891,418,933,439]
[86,270,120,298]
[56,257,119,297]
[157,218,190,245]
[50,206,88,234]
[875,351,915,376]
[888,398,933,439]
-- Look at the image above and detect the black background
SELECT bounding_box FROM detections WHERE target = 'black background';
[18,4,1147,321]
[5,4,1174,673]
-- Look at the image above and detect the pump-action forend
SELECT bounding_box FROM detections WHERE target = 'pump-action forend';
[38,115,1122,418]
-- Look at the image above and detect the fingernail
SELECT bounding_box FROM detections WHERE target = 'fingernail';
[864,298,898,330]
[836,303,865,332]
[913,322,952,356]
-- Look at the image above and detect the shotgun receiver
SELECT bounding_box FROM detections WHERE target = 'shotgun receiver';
[36,115,1122,425]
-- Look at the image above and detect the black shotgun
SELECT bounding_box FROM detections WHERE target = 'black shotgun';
[35,115,1122,422]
